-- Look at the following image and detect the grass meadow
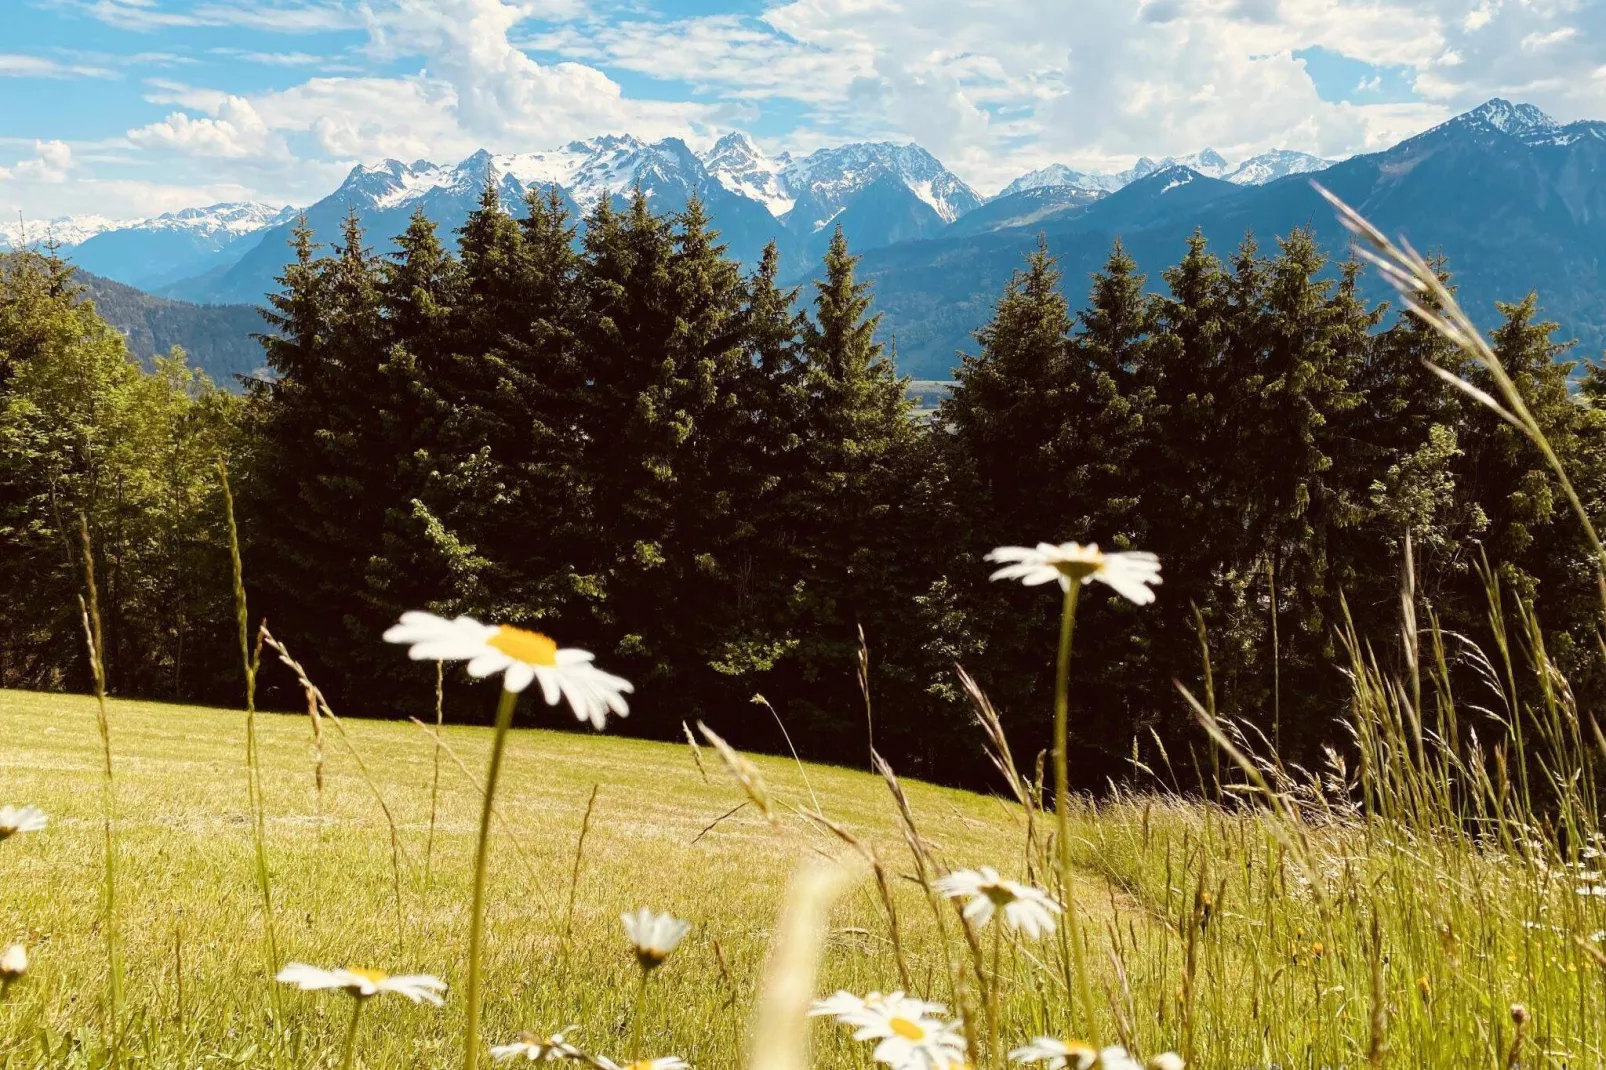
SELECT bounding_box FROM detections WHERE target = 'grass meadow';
[6,653,1606,1070]
[0,687,1094,1069]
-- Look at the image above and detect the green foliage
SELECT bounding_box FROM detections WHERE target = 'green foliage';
[12,188,1606,786]
[0,249,239,698]
[937,230,1606,779]
[73,269,266,383]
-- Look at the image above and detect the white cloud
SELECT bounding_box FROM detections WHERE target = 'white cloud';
[128,95,290,160]
[0,53,116,78]
[77,0,359,32]
[363,0,719,144]
[510,0,1606,192]
[209,48,332,66]
[0,140,77,183]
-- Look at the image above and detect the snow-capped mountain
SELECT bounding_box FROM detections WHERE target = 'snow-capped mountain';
[161,134,986,304]
[1000,147,1335,198]
[0,214,125,250]
[346,137,735,217]
[1223,150,1334,185]
[1453,99,1559,137]
[700,133,794,216]
[3,202,299,291]
[0,202,296,252]
[146,202,299,236]
[1000,158,1162,197]
[772,142,983,229]
[1169,149,1231,178]
[695,135,983,236]
[1435,98,1606,150]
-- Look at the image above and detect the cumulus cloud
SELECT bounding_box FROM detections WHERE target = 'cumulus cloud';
[0,140,77,183]
[128,95,290,160]
[363,0,718,144]
[517,0,1606,191]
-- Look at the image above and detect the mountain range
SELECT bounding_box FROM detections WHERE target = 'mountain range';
[852,97,1606,376]
[1,133,1329,312]
[9,100,1606,381]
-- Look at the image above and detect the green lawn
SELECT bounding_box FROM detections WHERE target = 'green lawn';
[7,686,1605,1069]
[0,688,1072,1069]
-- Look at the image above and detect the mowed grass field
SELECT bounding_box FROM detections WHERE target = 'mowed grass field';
[9,682,1606,1070]
[0,687,1087,1069]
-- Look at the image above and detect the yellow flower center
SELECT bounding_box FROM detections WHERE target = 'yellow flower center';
[982,882,1019,906]
[1052,551,1105,583]
[347,967,388,984]
[889,1017,926,1041]
[488,626,559,666]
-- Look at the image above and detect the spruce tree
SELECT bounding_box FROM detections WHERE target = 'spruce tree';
[785,226,920,744]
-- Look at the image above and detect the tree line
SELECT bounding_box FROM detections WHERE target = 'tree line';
[3,182,1603,785]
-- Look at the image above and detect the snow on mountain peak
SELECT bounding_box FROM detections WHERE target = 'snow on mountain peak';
[1461,98,1559,136]
[999,146,1336,199]
[1,214,126,250]
[779,142,981,225]
[699,133,792,216]
[1169,149,1229,178]
[0,201,297,252]
[1224,150,1334,185]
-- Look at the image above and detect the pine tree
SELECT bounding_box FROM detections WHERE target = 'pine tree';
[943,237,1076,542]
[247,211,418,705]
[784,226,920,744]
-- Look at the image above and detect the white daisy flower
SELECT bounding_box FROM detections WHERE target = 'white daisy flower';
[848,1002,967,1070]
[1010,1038,1098,1070]
[276,962,447,1005]
[933,867,1062,939]
[491,1028,583,1062]
[1146,1055,1185,1070]
[986,543,1161,605]
[810,991,948,1027]
[1095,1048,1142,1070]
[621,908,690,971]
[597,1058,688,1070]
[0,943,27,981]
[384,611,632,729]
[0,805,48,841]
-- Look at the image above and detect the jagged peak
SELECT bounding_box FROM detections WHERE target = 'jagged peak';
[1457,98,1559,135]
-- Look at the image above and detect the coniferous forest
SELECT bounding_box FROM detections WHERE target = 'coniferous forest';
[5,182,1604,786]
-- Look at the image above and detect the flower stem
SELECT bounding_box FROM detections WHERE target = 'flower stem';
[628,971,650,1060]
[1052,582,1098,1035]
[988,920,1003,1069]
[463,687,518,1070]
[338,998,365,1070]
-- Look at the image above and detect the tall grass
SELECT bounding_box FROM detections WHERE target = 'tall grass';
[75,517,123,1063]
[218,464,281,1029]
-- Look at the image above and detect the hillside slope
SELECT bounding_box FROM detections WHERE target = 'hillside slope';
[77,270,268,384]
[0,686,1045,1067]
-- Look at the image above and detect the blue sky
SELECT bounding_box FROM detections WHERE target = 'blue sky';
[4,0,1606,221]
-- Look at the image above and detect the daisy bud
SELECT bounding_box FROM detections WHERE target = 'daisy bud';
[1511,1003,1530,1026]
[621,909,690,972]
[0,943,27,981]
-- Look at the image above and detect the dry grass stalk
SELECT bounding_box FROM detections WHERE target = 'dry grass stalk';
[747,862,857,1070]
[76,516,123,1062]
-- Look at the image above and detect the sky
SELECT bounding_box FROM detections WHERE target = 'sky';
[4,0,1606,221]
